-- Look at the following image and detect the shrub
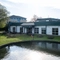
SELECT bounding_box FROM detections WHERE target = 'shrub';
[39,35,44,38]
[47,35,54,39]
[35,34,44,38]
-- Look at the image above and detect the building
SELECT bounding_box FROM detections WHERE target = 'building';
[8,18,60,36]
[35,18,60,22]
[9,15,27,22]
[30,17,60,22]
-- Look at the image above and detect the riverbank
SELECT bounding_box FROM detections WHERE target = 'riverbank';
[0,34,60,46]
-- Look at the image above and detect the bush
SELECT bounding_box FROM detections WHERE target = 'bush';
[7,34,16,38]
[39,35,44,38]
[35,34,44,38]
[47,35,54,39]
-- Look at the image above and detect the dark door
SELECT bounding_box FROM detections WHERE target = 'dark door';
[13,27,15,33]
[20,27,23,34]
[27,28,32,34]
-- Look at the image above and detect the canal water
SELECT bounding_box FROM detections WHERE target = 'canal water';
[0,41,60,60]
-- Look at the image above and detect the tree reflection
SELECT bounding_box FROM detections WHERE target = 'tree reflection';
[0,47,9,59]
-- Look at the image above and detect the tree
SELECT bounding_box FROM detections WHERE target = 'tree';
[31,15,38,22]
[0,4,9,28]
[0,47,8,59]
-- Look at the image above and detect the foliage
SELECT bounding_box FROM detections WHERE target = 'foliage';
[47,35,54,39]
[0,4,9,28]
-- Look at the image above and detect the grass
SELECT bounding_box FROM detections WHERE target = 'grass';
[0,34,60,46]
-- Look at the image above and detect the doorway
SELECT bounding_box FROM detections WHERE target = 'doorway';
[27,28,32,34]
[20,27,23,34]
[13,27,16,33]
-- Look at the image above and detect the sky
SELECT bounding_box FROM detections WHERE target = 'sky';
[0,0,60,21]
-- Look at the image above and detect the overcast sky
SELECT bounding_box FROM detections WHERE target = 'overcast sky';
[0,0,60,21]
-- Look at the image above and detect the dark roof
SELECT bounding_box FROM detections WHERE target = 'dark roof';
[37,18,60,21]
[8,21,60,27]
[10,15,26,19]
[35,21,60,26]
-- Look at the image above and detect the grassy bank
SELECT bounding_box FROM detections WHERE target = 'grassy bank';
[0,34,60,46]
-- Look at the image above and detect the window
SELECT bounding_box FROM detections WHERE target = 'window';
[52,28,58,35]
[41,28,46,34]
[34,28,39,34]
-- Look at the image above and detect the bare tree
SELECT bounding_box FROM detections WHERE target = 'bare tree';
[31,15,38,22]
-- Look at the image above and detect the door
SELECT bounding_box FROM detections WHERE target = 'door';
[27,28,32,34]
[13,27,16,33]
[20,27,23,34]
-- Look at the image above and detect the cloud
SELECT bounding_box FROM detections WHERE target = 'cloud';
[5,0,60,9]
[0,0,60,21]
[0,0,13,8]
[1,0,60,9]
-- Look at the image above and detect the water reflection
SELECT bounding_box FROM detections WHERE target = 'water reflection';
[0,47,9,59]
[0,42,60,60]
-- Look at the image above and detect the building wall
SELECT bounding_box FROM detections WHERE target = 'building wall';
[47,26,60,36]
[16,26,21,33]
[9,19,26,22]
[46,26,52,35]
[32,28,34,34]
[34,26,60,36]
[9,15,26,22]
[20,20,26,22]
[9,19,18,22]
[58,27,60,35]
[23,28,27,33]
[25,28,27,33]
[10,26,21,33]
[10,25,60,36]
[23,27,25,33]
[10,26,17,32]
[35,26,46,34]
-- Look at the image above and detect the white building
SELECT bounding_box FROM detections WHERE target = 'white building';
[8,15,27,22]
[8,18,60,36]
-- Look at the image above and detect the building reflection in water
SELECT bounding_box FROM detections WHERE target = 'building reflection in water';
[0,41,60,60]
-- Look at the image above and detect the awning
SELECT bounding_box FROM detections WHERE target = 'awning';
[21,22,35,28]
[21,22,35,25]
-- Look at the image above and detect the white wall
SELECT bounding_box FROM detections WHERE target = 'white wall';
[46,26,52,35]
[32,28,34,34]
[16,26,21,33]
[23,27,24,33]
[25,28,27,33]
[20,20,26,22]
[47,26,60,36]
[10,26,17,32]
[35,26,46,34]
[10,26,21,33]
[35,26,60,36]
[10,25,60,36]
[59,27,60,35]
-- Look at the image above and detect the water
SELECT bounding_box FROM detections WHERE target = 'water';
[0,42,60,60]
